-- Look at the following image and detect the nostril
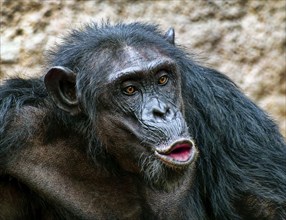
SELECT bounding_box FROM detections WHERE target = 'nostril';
[166,108,171,116]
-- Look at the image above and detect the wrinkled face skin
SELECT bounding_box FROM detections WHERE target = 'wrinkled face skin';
[95,46,198,188]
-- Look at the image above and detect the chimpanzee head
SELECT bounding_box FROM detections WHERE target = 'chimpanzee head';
[44,23,198,189]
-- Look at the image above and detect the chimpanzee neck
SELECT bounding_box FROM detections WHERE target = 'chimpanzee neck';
[133,173,196,218]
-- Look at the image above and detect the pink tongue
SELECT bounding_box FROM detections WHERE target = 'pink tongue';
[168,144,191,161]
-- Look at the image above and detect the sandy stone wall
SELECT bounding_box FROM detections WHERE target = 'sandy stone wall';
[1,0,285,135]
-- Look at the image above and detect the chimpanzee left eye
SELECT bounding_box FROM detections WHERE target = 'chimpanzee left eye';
[158,75,169,85]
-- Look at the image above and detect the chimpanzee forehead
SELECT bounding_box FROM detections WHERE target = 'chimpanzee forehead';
[108,46,174,81]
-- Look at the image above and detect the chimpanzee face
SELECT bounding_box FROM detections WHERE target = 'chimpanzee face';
[94,46,197,187]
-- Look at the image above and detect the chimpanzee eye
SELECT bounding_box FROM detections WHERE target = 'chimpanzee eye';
[158,75,169,85]
[123,85,137,95]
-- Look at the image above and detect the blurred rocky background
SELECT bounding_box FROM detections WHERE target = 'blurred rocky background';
[1,0,285,136]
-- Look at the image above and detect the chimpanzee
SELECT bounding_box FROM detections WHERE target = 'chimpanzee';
[0,22,285,220]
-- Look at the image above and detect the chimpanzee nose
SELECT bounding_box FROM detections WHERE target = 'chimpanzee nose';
[152,104,171,120]
[142,97,174,123]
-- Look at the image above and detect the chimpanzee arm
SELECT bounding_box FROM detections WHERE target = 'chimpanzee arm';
[4,133,142,219]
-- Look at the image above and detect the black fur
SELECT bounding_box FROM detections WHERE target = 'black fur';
[0,22,285,219]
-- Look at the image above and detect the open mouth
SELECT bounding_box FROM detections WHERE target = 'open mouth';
[155,139,196,167]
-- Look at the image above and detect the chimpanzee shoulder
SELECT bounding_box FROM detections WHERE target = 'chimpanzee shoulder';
[0,78,47,162]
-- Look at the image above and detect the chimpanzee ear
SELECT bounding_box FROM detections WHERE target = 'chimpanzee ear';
[44,66,80,115]
[164,27,175,44]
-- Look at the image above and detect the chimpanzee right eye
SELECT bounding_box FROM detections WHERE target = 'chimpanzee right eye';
[123,85,137,95]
